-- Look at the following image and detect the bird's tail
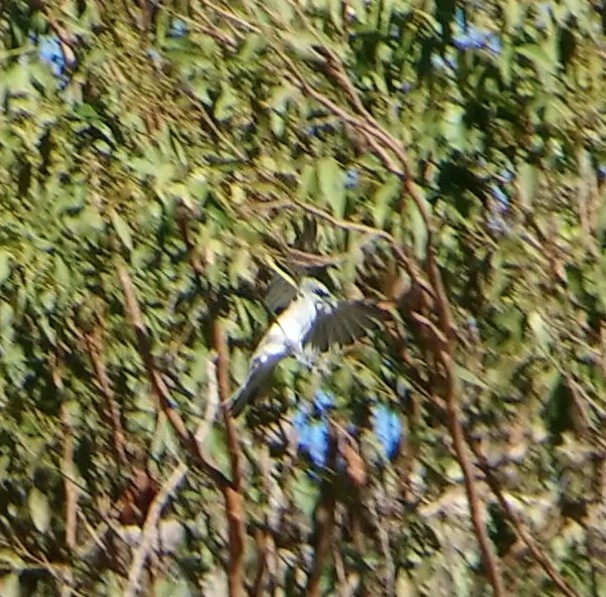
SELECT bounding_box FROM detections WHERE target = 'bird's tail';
[227,353,284,417]
[227,380,258,417]
[226,363,275,417]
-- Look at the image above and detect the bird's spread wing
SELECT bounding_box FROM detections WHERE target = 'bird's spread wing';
[303,301,384,352]
[265,273,298,313]
[265,218,319,313]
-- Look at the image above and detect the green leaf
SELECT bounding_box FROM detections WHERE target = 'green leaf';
[292,472,319,517]
[267,0,294,22]
[282,32,323,61]
[187,171,209,203]
[348,0,368,23]
[406,185,429,260]
[267,84,297,115]
[598,195,606,238]
[372,175,400,227]
[0,549,24,570]
[456,365,489,391]
[527,311,551,351]
[329,0,343,31]
[28,487,51,533]
[54,256,71,288]
[270,112,285,137]
[109,209,134,251]
[503,0,523,32]
[155,6,169,46]
[317,157,345,217]
[0,250,12,285]
[516,44,554,78]
[442,103,466,150]
[0,573,20,597]
[153,578,192,597]
[214,83,237,121]
[518,163,540,209]
[298,164,317,199]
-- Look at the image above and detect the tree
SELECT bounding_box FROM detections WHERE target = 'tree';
[1,1,605,595]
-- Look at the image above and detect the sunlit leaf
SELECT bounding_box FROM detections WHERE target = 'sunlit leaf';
[28,487,50,533]
[517,163,540,209]
[317,157,345,217]
[109,209,133,251]
[406,185,429,259]
[527,311,551,352]
[0,250,12,285]
[372,175,400,228]
[0,574,20,597]
[214,83,237,121]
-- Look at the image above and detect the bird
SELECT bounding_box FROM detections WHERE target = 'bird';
[226,278,382,417]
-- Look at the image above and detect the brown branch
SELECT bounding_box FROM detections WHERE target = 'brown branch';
[470,443,580,597]
[195,357,221,444]
[52,356,77,597]
[290,200,430,297]
[65,315,128,467]
[61,404,78,552]
[439,352,503,594]
[367,483,395,595]
[252,446,278,596]
[176,203,205,276]
[278,51,433,236]
[276,40,505,595]
[124,462,188,597]
[306,422,338,597]
[115,260,230,488]
[183,88,248,162]
[199,1,260,33]
[213,319,246,597]
[252,525,269,597]
[85,324,128,466]
[117,260,247,593]
[176,204,246,596]
[78,358,218,584]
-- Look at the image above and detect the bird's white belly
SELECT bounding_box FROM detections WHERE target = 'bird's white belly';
[254,297,317,359]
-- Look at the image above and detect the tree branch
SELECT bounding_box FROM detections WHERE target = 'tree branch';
[116,261,230,488]
[213,319,246,597]
[124,462,188,597]
[306,422,338,597]
[275,38,506,596]
[470,443,580,597]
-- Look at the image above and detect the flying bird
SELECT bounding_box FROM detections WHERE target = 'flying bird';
[227,278,382,417]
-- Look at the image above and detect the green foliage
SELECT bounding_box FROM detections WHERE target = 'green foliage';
[1,0,606,595]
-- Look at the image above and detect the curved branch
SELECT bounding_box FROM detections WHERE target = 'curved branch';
[470,443,580,597]
[124,463,188,597]
[213,320,246,597]
[116,261,230,488]
[272,34,505,596]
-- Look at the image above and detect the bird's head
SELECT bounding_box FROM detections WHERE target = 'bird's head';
[300,278,332,302]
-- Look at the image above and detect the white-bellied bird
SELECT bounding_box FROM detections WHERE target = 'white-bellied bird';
[227,278,382,417]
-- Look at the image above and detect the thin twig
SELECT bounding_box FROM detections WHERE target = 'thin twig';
[115,261,230,488]
[195,357,220,445]
[471,444,580,597]
[123,357,219,595]
[123,462,188,597]
[252,446,271,596]
[306,422,338,597]
[53,355,77,597]
[367,483,395,595]
[175,205,246,596]
[87,325,128,466]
